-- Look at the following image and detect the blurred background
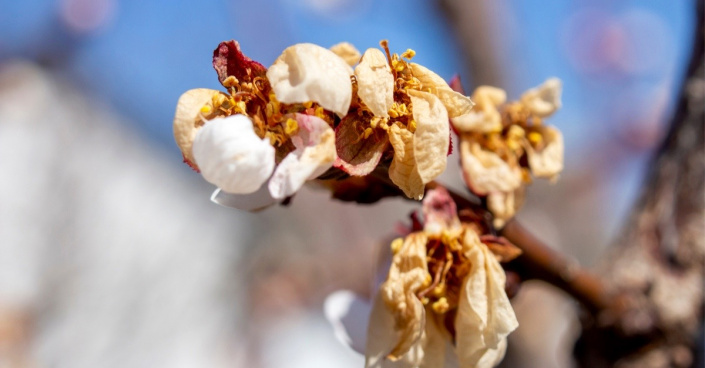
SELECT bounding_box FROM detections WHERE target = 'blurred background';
[0,0,696,367]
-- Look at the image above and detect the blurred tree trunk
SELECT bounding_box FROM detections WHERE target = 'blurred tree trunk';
[574,1,704,367]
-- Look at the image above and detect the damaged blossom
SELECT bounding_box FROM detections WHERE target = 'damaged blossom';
[173,40,341,209]
[452,78,565,227]
[366,187,519,368]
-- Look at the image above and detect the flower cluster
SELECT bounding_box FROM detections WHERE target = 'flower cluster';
[173,40,473,209]
[452,79,565,227]
[365,187,520,368]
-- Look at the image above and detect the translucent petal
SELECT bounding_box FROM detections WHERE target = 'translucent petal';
[455,235,518,368]
[487,189,524,229]
[356,48,394,118]
[210,185,277,212]
[267,43,354,117]
[459,140,522,196]
[192,115,275,194]
[334,114,388,176]
[324,290,371,354]
[526,126,564,179]
[520,78,562,118]
[388,91,449,200]
[451,86,506,134]
[330,42,362,66]
[268,114,336,199]
[173,88,222,167]
[409,63,474,118]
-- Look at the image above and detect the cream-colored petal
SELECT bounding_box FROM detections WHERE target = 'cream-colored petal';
[268,114,336,199]
[267,43,354,117]
[192,115,275,194]
[460,140,522,196]
[388,90,449,200]
[173,88,223,167]
[330,42,362,66]
[455,235,518,368]
[409,63,474,118]
[356,48,394,118]
[526,126,564,180]
[451,86,506,134]
[520,78,562,118]
[487,189,524,229]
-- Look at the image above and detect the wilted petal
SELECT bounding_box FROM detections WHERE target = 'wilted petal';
[330,42,362,66]
[210,185,277,212]
[356,48,394,117]
[192,115,275,194]
[526,126,564,179]
[460,140,522,196]
[520,78,562,118]
[267,43,354,117]
[334,114,389,176]
[268,114,336,199]
[422,187,460,235]
[367,233,429,364]
[389,91,449,200]
[487,188,524,229]
[173,88,223,168]
[451,86,506,134]
[212,40,268,86]
[409,63,474,118]
[455,232,518,368]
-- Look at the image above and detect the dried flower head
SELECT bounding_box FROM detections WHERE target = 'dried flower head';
[453,78,565,227]
[365,187,519,368]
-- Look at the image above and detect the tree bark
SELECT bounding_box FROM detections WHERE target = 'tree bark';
[574,1,705,366]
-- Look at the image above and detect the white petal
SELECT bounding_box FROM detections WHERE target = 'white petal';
[324,290,371,355]
[520,78,562,118]
[210,186,277,212]
[526,126,564,179]
[193,115,275,194]
[268,114,336,199]
[355,48,394,117]
[460,140,522,195]
[330,42,362,66]
[267,43,354,117]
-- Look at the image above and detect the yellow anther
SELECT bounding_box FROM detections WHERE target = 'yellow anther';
[363,127,373,139]
[432,297,449,314]
[390,238,404,254]
[200,105,212,114]
[421,297,430,305]
[235,101,247,114]
[284,118,298,136]
[388,108,399,118]
[408,119,417,133]
[432,284,446,297]
[303,101,313,108]
[422,273,432,287]
[401,49,416,59]
[314,107,326,119]
[528,131,543,145]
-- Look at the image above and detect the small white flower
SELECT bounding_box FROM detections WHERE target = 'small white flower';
[192,115,275,194]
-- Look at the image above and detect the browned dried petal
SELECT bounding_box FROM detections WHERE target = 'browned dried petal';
[334,115,389,176]
[212,40,267,86]
[479,235,522,263]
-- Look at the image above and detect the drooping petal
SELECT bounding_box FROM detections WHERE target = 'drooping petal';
[526,126,564,179]
[173,88,223,169]
[366,233,429,364]
[210,185,277,212]
[334,114,389,176]
[267,43,354,117]
[459,140,522,196]
[455,231,518,368]
[192,115,275,194]
[268,114,336,199]
[388,90,449,200]
[422,187,460,235]
[330,42,362,66]
[520,78,562,118]
[408,63,474,118]
[212,40,268,87]
[356,48,394,118]
[451,86,506,134]
[487,188,524,229]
